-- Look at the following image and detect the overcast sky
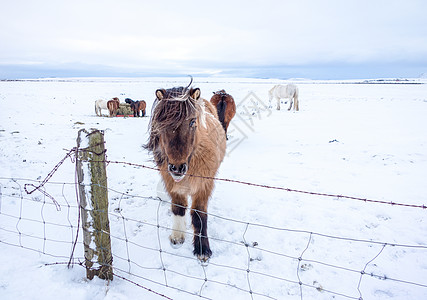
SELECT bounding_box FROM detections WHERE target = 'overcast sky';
[1,0,426,79]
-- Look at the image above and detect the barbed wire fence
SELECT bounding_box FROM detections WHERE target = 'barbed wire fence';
[1,131,427,299]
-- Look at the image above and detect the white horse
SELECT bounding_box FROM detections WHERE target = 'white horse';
[268,84,299,111]
[95,99,108,116]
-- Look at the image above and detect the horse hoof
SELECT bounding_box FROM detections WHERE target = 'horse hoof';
[194,247,212,263]
[197,254,211,265]
[169,235,185,248]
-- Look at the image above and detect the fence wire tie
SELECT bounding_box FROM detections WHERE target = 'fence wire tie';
[76,143,107,157]
[23,148,77,211]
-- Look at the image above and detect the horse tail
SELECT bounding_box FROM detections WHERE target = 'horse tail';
[294,87,299,111]
[216,96,227,132]
[140,101,146,117]
[107,101,111,116]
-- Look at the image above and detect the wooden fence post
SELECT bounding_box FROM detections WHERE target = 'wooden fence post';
[76,129,113,280]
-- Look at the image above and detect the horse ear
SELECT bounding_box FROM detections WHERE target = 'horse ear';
[156,89,166,100]
[190,88,201,100]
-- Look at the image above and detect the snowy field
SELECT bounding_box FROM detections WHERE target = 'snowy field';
[1,77,427,300]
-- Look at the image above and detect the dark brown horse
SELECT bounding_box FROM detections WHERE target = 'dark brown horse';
[145,84,226,262]
[210,90,236,139]
[107,97,120,117]
[125,98,147,117]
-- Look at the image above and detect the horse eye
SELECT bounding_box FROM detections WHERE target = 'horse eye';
[189,118,196,128]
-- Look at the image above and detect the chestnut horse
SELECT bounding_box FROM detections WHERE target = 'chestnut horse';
[145,84,226,262]
[107,97,120,117]
[210,90,236,139]
[136,100,147,117]
[125,98,147,117]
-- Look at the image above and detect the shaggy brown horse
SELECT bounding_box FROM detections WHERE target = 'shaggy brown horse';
[146,84,226,262]
[107,97,120,117]
[125,98,147,117]
[210,90,236,139]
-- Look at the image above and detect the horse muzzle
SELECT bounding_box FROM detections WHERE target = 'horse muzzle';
[168,163,188,182]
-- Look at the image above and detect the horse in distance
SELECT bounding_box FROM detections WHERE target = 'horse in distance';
[134,100,147,117]
[107,97,120,117]
[210,90,236,140]
[95,99,109,116]
[268,84,299,111]
[126,98,147,117]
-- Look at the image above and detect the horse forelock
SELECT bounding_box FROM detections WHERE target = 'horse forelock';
[150,87,204,135]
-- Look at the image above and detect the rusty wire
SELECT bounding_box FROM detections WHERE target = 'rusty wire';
[103,159,427,210]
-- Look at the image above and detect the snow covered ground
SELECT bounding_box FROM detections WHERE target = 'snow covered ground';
[1,77,427,299]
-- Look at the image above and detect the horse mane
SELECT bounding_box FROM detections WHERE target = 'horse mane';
[145,86,203,165]
[268,86,277,97]
[214,89,227,96]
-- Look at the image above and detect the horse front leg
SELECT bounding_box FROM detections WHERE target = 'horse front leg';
[191,194,211,262]
[276,97,281,110]
[288,98,293,110]
[169,193,188,246]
